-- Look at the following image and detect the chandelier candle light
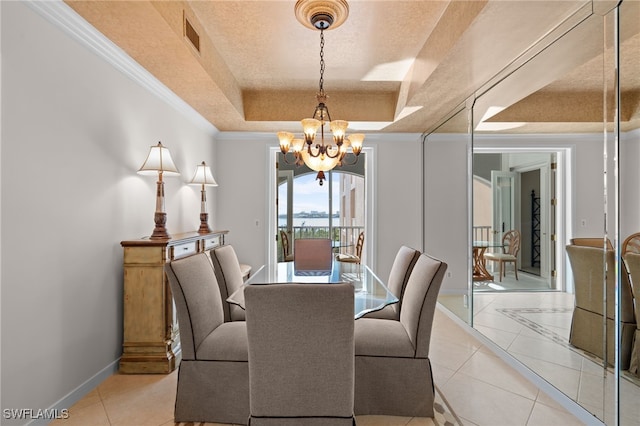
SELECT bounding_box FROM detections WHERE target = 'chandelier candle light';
[278,0,364,186]
[137,141,180,240]
[189,161,218,234]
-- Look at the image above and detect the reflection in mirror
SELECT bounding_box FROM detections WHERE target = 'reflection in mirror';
[469,3,640,423]
[423,106,472,324]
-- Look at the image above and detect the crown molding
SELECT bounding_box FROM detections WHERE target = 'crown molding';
[25,0,217,136]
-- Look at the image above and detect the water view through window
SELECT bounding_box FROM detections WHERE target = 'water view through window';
[277,170,365,261]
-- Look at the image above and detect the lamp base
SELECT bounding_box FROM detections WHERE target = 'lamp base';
[150,212,171,240]
[197,213,212,234]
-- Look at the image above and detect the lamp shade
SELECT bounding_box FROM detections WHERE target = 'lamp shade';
[347,133,365,155]
[189,161,218,186]
[138,142,180,176]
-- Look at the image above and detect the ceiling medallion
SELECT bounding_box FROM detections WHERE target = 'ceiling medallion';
[294,0,349,31]
[280,0,363,186]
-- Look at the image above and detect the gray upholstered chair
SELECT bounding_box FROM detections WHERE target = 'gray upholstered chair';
[245,283,355,425]
[623,252,640,375]
[165,253,249,424]
[209,245,247,321]
[361,245,421,320]
[354,253,447,417]
[566,244,636,368]
[294,238,333,272]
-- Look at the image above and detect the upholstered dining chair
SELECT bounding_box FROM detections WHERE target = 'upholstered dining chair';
[566,244,636,369]
[483,229,520,281]
[209,245,247,321]
[165,253,249,424]
[571,237,614,250]
[336,231,364,265]
[623,232,640,255]
[245,283,355,425]
[361,245,421,320]
[354,253,447,417]
[279,230,294,262]
[294,238,333,271]
[623,252,640,375]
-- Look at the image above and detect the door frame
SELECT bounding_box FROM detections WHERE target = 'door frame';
[267,146,377,268]
[473,141,572,292]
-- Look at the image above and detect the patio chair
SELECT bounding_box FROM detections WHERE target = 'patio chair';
[279,230,294,262]
[484,229,520,281]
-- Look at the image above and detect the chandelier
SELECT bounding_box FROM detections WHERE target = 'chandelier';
[278,0,364,186]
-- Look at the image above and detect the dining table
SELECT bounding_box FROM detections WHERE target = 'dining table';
[227,259,398,319]
[472,240,504,281]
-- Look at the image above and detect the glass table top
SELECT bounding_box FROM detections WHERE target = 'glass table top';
[227,260,398,319]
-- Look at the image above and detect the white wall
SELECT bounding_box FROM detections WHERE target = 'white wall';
[621,128,640,239]
[1,2,217,422]
[214,133,424,282]
[423,134,470,295]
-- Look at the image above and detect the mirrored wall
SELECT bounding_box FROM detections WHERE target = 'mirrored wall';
[425,1,640,423]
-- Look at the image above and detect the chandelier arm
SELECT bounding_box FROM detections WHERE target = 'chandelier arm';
[324,147,341,159]
[280,152,300,165]
[307,144,322,158]
[339,152,359,166]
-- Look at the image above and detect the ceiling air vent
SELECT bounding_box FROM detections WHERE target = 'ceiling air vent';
[184,16,200,53]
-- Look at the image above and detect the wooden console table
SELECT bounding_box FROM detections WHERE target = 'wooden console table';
[120,230,228,373]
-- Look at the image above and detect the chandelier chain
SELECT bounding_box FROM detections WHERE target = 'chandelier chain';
[319,29,325,94]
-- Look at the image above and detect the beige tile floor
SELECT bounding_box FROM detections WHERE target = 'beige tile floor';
[51,306,584,426]
[471,290,640,425]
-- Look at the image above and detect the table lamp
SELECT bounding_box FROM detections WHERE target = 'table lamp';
[137,142,180,239]
[189,161,218,233]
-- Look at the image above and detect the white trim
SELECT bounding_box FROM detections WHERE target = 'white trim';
[473,142,573,292]
[27,359,120,426]
[25,0,217,136]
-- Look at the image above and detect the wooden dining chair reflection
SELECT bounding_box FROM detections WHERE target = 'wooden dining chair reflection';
[336,231,364,265]
[279,230,294,262]
[483,229,520,282]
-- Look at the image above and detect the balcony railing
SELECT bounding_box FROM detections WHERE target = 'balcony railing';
[277,225,365,262]
[473,226,493,243]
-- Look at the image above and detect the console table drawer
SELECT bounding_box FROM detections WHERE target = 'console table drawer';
[204,235,222,250]
[171,241,197,259]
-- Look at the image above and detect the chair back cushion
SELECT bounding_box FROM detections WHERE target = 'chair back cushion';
[399,253,448,358]
[387,246,421,316]
[570,237,614,250]
[294,238,333,271]
[245,283,354,420]
[210,245,246,321]
[165,253,224,359]
[624,252,640,322]
[566,245,634,322]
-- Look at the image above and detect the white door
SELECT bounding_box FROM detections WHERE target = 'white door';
[491,171,518,244]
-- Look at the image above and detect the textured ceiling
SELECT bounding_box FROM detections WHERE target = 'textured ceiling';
[66,0,639,135]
